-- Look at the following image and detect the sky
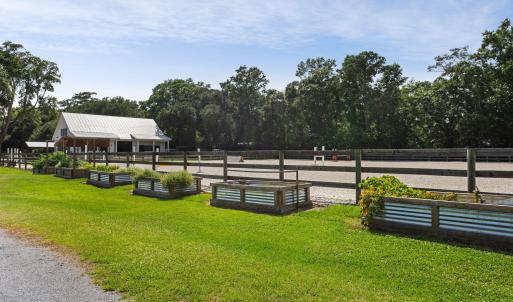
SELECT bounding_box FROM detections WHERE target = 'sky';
[0,0,511,101]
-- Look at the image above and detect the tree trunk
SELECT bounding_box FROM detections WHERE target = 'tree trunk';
[0,100,14,149]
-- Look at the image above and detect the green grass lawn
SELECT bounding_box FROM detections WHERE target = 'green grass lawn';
[0,167,512,301]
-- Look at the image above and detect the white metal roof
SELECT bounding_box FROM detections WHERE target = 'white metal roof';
[54,112,171,141]
[26,141,55,148]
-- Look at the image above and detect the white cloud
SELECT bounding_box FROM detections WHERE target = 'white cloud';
[0,0,507,55]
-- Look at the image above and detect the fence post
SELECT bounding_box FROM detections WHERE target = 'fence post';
[279,150,284,181]
[105,151,109,166]
[223,151,228,181]
[467,148,476,192]
[354,149,362,204]
[182,151,188,171]
[152,152,156,171]
[126,152,130,167]
[92,146,96,167]
[431,205,439,230]
[45,141,49,170]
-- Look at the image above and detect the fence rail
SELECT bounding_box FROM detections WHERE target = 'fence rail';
[2,148,513,202]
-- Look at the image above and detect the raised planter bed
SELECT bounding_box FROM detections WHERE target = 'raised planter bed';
[211,180,313,215]
[87,171,132,188]
[54,167,89,179]
[133,177,202,199]
[370,194,513,251]
[32,167,56,175]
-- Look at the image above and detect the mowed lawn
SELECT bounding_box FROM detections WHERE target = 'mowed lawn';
[0,168,512,301]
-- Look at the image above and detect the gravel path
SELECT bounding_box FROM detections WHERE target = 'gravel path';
[0,229,120,302]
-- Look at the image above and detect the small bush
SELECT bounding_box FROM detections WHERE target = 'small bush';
[48,152,67,166]
[32,151,68,169]
[359,175,455,226]
[56,156,84,168]
[32,157,47,170]
[133,169,161,181]
[115,167,143,176]
[159,171,193,190]
[89,165,119,172]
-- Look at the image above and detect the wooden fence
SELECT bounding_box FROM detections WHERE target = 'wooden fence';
[2,148,513,202]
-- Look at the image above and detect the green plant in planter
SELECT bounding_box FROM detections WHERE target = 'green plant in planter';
[55,156,84,169]
[48,152,67,166]
[115,167,143,176]
[87,164,119,172]
[359,175,455,226]
[159,171,193,191]
[32,157,47,170]
[133,169,161,181]
[32,151,68,170]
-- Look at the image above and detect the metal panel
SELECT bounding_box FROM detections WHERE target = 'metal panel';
[284,189,306,205]
[99,173,109,182]
[245,190,275,205]
[137,179,152,190]
[153,181,169,193]
[374,201,432,227]
[439,207,513,238]
[216,187,241,202]
[114,174,131,183]
[175,183,197,193]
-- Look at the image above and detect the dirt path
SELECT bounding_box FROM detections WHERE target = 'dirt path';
[0,229,120,302]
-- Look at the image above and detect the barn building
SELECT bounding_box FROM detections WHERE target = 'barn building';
[52,112,171,152]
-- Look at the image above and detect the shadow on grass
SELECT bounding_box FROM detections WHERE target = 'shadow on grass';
[368,228,513,256]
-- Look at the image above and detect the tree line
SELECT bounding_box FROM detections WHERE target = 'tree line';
[1,19,513,151]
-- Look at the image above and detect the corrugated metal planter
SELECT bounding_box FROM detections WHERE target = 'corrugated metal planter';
[369,195,513,251]
[32,167,56,175]
[210,180,313,215]
[54,167,89,179]
[133,177,202,199]
[87,171,132,188]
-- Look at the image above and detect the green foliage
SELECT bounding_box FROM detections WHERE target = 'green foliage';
[54,155,85,169]
[87,165,119,172]
[32,157,46,170]
[59,92,145,118]
[32,151,67,169]
[159,171,193,190]
[133,168,161,181]
[132,168,193,190]
[114,166,143,176]
[359,176,455,225]
[0,41,60,149]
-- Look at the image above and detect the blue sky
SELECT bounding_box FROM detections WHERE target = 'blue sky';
[0,0,511,101]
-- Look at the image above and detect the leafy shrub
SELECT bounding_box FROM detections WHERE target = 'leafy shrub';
[32,151,68,169]
[359,175,455,226]
[133,169,161,181]
[114,167,143,176]
[89,165,119,172]
[80,162,94,170]
[32,157,47,170]
[55,156,85,169]
[48,152,67,166]
[159,171,193,190]
[131,169,193,191]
